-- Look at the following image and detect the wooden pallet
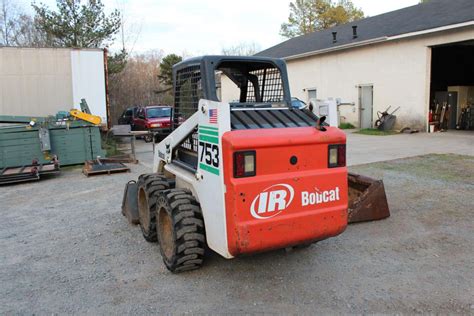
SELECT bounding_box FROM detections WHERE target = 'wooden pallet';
[82,159,130,177]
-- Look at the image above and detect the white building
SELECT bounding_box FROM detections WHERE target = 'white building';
[0,47,108,125]
[257,0,474,131]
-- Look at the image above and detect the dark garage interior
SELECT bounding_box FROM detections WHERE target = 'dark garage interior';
[429,40,474,132]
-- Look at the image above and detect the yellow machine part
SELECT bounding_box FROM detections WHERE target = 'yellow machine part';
[69,109,102,125]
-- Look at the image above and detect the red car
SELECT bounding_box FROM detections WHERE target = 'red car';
[133,106,172,142]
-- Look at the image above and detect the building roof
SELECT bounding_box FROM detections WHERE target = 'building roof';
[257,0,474,59]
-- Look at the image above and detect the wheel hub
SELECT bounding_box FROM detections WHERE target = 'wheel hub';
[158,208,174,259]
[138,188,150,232]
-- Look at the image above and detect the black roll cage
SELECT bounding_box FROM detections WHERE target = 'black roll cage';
[172,55,292,107]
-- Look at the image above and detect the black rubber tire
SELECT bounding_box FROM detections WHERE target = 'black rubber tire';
[144,134,153,143]
[156,189,206,273]
[137,174,170,242]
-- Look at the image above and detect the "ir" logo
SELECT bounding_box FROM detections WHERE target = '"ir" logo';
[250,184,295,219]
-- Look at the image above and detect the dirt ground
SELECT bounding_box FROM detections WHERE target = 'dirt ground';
[1,153,473,314]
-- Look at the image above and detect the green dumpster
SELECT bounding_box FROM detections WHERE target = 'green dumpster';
[0,116,104,169]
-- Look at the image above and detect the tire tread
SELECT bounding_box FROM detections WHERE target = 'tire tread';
[137,174,171,242]
[156,189,206,272]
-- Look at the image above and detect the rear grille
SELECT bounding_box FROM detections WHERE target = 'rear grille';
[230,109,317,130]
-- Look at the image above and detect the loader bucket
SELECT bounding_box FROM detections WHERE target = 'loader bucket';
[121,180,139,225]
[348,173,390,223]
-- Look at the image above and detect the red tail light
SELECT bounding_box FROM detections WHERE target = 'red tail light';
[338,144,346,167]
[328,144,346,168]
[234,151,256,178]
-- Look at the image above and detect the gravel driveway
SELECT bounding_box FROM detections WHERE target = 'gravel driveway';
[1,153,473,314]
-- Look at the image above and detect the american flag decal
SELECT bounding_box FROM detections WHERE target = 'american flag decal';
[209,109,218,124]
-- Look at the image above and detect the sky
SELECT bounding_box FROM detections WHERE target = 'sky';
[19,0,421,55]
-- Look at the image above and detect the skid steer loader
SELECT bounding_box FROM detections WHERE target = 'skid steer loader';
[122,56,389,272]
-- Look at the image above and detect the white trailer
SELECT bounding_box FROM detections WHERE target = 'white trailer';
[0,47,108,125]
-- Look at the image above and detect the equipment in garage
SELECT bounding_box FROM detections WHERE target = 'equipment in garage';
[449,87,474,131]
[121,56,390,273]
[432,91,458,131]
[430,42,474,132]
[430,89,474,132]
[459,105,474,130]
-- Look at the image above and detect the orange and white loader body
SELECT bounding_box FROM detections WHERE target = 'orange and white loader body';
[154,99,348,259]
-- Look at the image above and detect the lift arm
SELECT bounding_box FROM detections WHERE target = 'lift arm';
[153,110,199,173]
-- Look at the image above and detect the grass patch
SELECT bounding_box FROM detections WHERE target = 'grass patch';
[339,122,356,129]
[350,154,474,185]
[355,128,398,136]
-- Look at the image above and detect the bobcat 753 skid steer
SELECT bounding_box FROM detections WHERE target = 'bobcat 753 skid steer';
[122,56,390,272]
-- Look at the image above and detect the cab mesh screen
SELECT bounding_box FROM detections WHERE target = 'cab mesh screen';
[173,65,203,129]
[246,68,284,103]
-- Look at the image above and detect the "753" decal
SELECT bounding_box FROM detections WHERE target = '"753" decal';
[198,125,220,175]
[199,141,219,168]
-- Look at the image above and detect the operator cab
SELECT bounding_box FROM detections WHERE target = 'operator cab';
[172,56,319,170]
[173,56,318,129]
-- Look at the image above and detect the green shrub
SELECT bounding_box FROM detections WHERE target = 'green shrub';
[339,122,356,129]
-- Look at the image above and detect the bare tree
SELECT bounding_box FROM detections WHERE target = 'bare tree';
[0,0,18,45]
[108,50,172,124]
[221,42,261,56]
[0,0,48,47]
[114,0,142,54]
[10,14,49,46]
